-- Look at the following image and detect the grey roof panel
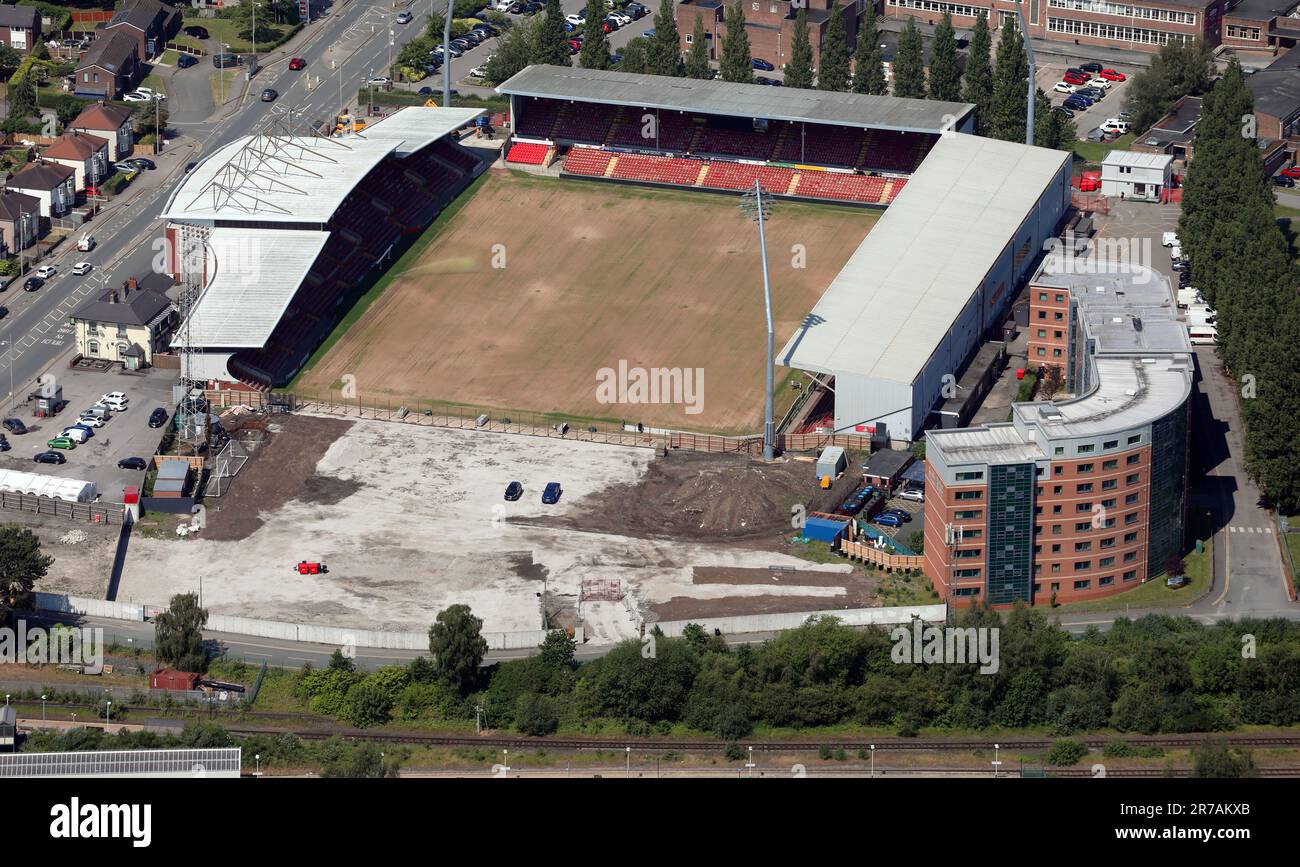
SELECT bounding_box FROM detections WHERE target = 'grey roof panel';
[497,65,974,133]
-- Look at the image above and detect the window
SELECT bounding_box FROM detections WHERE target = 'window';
[1125,512,1139,525]
[1104,440,1118,450]
[955,548,982,558]
[1099,557,1115,567]
[962,528,983,539]
[955,490,983,500]
[1124,551,1137,562]
[1101,498,1116,509]
[1038,292,1048,301]
[1051,543,1062,553]
[954,586,981,596]
[1124,532,1138,543]
[1127,434,1141,445]
[1123,569,1138,581]
[1051,563,1061,573]
[1051,524,1062,535]
[1074,541,1092,552]
[1076,502,1092,513]
[1036,347,1046,356]
[1055,294,1064,303]
[1054,466,1064,476]
[1037,329,1047,338]
[1100,537,1115,549]
[1052,505,1063,514]
[1077,444,1095,454]
[685,34,693,42]
[955,471,985,481]
[1074,561,1091,571]
[1047,15,1193,46]
[1054,447,1064,456]
[1074,579,1091,590]
[1076,482,1093,493]
[1127,453,1141,465]
[1126,473,1140,485]
[1101,479,1117,491]
[1052,348,1062,358]
[1103,459,1118,470]
[1054,311,1064,320]
[955,568,981,578]
[1099,576,1115,587]
[1039,311,1047,320]
[1053,485,1063,494]
[1125,493,1139,505]
[1226,23,1261,40]
[954,510,982,520]
[87,340,99,355]
[1075,522,1091,532]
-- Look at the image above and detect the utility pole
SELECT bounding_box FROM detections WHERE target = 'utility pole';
[443,0,453,108]
[739,182,776,461]
[1015,0,1035,146]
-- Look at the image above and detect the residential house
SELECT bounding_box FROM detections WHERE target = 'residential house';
[73,30,140,100]
[69,102,135,162]
[104,0,183,61]
[41,131,111,192]
[6,160,76,218]
[72,276,176,368]
[0,5,41,53]
[0,189,41,258]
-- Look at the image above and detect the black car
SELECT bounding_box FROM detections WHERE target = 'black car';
[625,2,648,18]
[148,407,169,428]
[261,88,278,102]
[0,307,7,319]
[23,276,43,291]
[1080,61,1104,73]
[504,481,523,501]
[881,508,912,522]
[1274,174,1296,187]
[1172,258,1191,272]
[133,157,156,170]
[419,86,435,96]
[4,418,26,434]
[177,54,198,69]
[0,438,9,452]
[472,23,499,36]
[34,451,65,465]
[1053,106,1075,118]
[118,457,148,470]
[184,25,210,39]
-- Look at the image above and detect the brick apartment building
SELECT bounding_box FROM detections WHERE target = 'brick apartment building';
[883,0,1224,54]
[676,0,863,71]
[1221,0,1300,52]
[923,263,1192,608]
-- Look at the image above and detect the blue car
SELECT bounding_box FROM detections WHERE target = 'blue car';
[542,482,562,504]
[752,58,775,71]
[874,513,903,528]
[644,28,655,38]
[1066,94,1093,108]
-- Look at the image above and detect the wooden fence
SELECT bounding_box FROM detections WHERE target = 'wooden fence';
[0,491,124,525]
[841,539,925,572]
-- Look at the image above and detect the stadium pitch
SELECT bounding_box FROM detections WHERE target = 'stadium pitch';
[296,169,874,434]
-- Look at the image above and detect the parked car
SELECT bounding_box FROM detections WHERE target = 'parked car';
[1068,93,1095,107]
[122,92,150,102]
[47,436,76,450]
[566,12,585,25]
[1062,71,1088,85]
[473,23,500,36]
[418,86,435,96]
[469,65,489,79]
[396,10,413,23]
[177,54,198,69]
[610,10,632,25]
[755,76,781,86]
[874,513,903,528]
[1065,67,1088,78]
[541,482,562,504]
[1099,68,1126,81]
[22,276,43,291]
[71,262,93,276]
[567,38,581,53]
[1079,61,1104,73]
[1076,87,1105,100]
[3,418,26,434]
[458,31,483,45]
[1274,174,1297,187]
[1100,119,1129,134]
[0,307,7,319]
[752,58,775,71]
[881,508,912,522]
[626,2,648,18]
[1053,81,1079,94]
[1171,258,1191,272]
[898,488,925,502]
[504,481,523,501]
[118,457,148,470]
[288,57,306,70]
[184,25,210,39]
[1063,96,1089,111]
[366,75,391,86]
[61,426,91,442]
[148,407,169,428]
[34,451,66,465]
[0,437,8,452]
[76,414,104,428]
[1087,76,1111,90]
[134,87,164,100]
[35,265,57,278]
[1281,166,1300,179]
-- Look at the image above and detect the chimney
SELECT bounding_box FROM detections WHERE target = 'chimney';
[127,276,138,294]
[110,290,119,304]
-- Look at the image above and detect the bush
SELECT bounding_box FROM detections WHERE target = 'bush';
[818,744,832,760]
[724,741,745,761]
[516,692,558,736]
[1015,371,1039,402]
[1046,738,1089,766]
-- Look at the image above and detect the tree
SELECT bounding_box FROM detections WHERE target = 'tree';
[516,692,559,735]
[0,46,20,80]
[620,36,650,74]
[396,35,436,83]
[5,73,38,129]
[1192,738,1257,778]
[486,19,536,84]
[719,1,752,84]
[322,742,400,778]
[816,4,849,92]
[344,678,393,727]
[962,12,993,133]
[538,629,576,671]
[987,16,1029,142]
[533,0,571,66]
[1046,738,1088,766]
[579,0,611,69]
[685,14,710,79]
[648,0,681,76]
[783,9,814,90]
[928,13,961,102]
[328,648,355,672]
[852,4,887,96]
[133,101,168,138]
[891,17,925,99]
[427,604,489,695]
[1122,39,1214,134]
[0,525,51,624]
[153,592,208,673]
[595,637,700,721]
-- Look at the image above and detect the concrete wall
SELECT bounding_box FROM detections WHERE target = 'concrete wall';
[654,603,946,637]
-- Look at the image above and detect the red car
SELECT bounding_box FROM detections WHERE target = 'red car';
[567,38,581,53]
[1099,68,1125,82]
[1282,166,1300,179]
[288,57,306,70]
[1062,71,1088,85]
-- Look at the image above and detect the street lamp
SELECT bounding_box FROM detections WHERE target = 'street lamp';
[746,745,755,778]
[41,695,46,721]
[442,0,453,108]
[105,699,111,724]
[254,753,260,777]
[739,182,776,462]
[626,746,631,777]
[870,744,875,778]
[993,743,1001,778]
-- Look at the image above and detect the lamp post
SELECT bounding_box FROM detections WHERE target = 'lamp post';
[0,339,14,416]
[255,753,260,777]
[41,694,46,721]
[746,745,755,778]
[105,699,111,724]
[870,744,875,778]
[442,0,453,108]
[993,743,1002,778]
[626,746,631,777]
[739,182,776,462]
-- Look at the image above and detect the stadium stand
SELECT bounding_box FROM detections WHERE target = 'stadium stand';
[562,147,614,177]
[553,101,619,143]
[505,141,549,165]
[702,161,795,193]
[611,152,703,186]
[792,171,889,204]
[772,121,863,167]
[693,124,777,160]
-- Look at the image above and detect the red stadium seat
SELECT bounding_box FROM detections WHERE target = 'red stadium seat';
[562,147,614,177]
[505,141,549,165]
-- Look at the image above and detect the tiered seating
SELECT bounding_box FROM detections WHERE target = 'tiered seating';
[428,139,481,174]
[562,147,614,177]
[862,130,935,173]
[773,122,864,168]
[506,141,549,165]
[610,153,702,186]
[693,125,776,160]
[552,102,618,144]
[702,162,794,192]
[606,109,695,151]
[793,172,889,203]
[885,178,908,202]
[514,97,562,138]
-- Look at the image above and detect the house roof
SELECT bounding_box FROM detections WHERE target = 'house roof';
[8,160,75,190]
[0,6,39,30]
[1102,150,1173,171]
[78,30,137,75]
[73,284,172,327]
[109,0,170,32]
[0,189,40,222]
[1248,51,1300,120]
[43,131,109,161]
[71,102,134,132]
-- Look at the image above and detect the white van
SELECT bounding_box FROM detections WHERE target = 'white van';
[97,396,128,412]
[1177,287,1203,309]
[60,427,89,444]
[1189,325,1218,345]
[77,234,95,252]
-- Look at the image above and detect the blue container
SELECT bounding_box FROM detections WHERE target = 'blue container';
[803,517,848,543]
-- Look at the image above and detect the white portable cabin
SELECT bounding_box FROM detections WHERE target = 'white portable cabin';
[1100,151,1174,203]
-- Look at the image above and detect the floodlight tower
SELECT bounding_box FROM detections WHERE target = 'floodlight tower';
[1015,0,1036,147]
[739,181,776,462]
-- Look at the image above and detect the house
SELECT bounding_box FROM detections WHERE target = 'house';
[1100,151,1174,203]
[41,131,110,192]
[0,5,41,53]
[70,102,135,162]
[72,276,176,367]
[73,30,140,100]
[0,189,41,257]
[6,160,76,218]
[104,0,182,61]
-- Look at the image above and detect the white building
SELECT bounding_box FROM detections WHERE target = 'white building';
[1100,151,1173,203]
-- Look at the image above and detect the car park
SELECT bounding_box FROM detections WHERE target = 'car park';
[34,451,65,465]
[22,276,43,291]
[541,482,563,504]
[118,457,148,471]
[148,407,169,428]
[504,481,523,500]
[289,57,306,70]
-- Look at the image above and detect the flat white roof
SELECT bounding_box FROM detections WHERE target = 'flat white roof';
[779,134,1069,386]
[1102,150,1173,170]
[346,106,483,155]
[172,228,330,349]
[1014,356,1193,438]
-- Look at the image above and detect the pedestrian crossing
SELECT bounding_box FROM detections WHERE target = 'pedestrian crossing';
[1228,526,1273,534]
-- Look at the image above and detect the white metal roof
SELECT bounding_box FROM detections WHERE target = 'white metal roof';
[779,134,1070,385]
[0,469,96,502]
[172,228,330,349]
[1101,150,1173,170]
[347,106,484,155]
